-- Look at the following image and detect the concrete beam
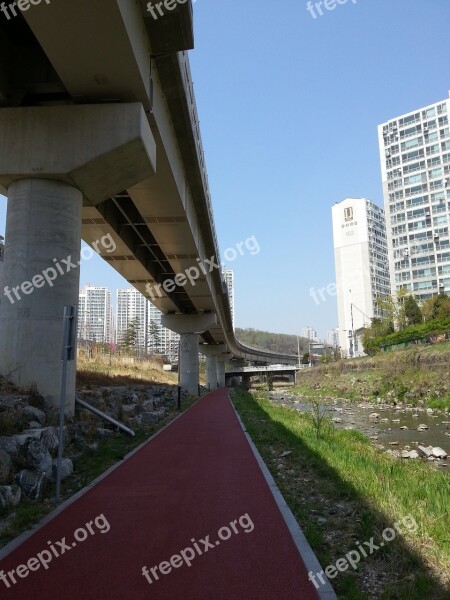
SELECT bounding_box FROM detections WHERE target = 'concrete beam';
[161,313,217,334]
[0,104,156,204]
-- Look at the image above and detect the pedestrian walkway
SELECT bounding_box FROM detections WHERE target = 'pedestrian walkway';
[0,389,333,599]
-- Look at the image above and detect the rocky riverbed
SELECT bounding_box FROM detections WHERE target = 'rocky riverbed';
[266,390,450,471]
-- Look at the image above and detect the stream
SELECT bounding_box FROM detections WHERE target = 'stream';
[268,390,450,472]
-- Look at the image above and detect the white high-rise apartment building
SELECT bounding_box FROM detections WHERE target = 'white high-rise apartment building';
[222,269,235,327]
[332,198,390,357]
[116,288,149,348]
[378,93,450,299]
[78,285,113,343]
[301,326,318,341]
[326,328,339,348]
[116,288,179,360]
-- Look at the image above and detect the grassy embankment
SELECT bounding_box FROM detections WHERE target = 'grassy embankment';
[0,357,195,549]
[232,387,450,600]
[294,342,450,411]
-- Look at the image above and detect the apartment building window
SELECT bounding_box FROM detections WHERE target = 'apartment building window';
[423,108,436,119]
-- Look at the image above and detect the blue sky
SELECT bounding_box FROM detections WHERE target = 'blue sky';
[1,0,449,338]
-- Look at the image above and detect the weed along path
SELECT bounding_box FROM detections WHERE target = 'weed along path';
[0,389,326,600]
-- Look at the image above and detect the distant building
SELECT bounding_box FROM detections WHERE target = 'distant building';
[378,92,450,299]
[116,288,149,348]
[301,325,318,341]
[326,328,339,348]
[332,198,390,357]
[78,285,113,343]
[222,269,235,327]
[116,288,179,360]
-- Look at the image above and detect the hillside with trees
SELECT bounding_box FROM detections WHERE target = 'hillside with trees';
[235,328,310,356]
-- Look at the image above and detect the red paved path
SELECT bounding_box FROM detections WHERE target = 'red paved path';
[0,389,320,599]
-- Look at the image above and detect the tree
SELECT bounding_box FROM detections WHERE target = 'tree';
[121,317,140,351]
[432,293,450,320]
[421,297,436,322]
[375,288,408,331]
[421,293,450,322]
[147,319,161,354]
[404,295,422,326]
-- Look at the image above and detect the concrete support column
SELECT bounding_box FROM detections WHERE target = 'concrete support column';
[179,333,200,396]
[216,353,232,388]
[0,179,82,412]
[201,344,226,391]
[241,374,251,390]
[205,355,218,391]
[216,360,226,388]
[162,313,217,396]
[0,103,157,415]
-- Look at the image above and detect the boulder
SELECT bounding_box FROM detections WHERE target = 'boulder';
[432,447,448,459]
[417,424,429,431]
[25,441,52,476]
[401,450,419,459]
[96,428,115,439]
[0,436,18,459]
[418,445,433,458]
[50,458,73,482]
[23,406,46,425]
[0,484,21,508]
[15,470,49,500]
[0,449,12,484]
[141,412,158,425]
[41,427,59,452]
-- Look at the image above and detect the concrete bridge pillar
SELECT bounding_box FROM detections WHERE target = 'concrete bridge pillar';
[241,374,251,390]
[162,314,217,396]
[0,103,157,414]
[201,344,226,391]
[216,353,232,388]
[205,355,218,391]
[0,179,82,413]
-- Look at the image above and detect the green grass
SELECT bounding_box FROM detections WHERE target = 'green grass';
[232,388,450,599]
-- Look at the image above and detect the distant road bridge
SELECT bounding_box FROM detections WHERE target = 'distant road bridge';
[225,364,300,390]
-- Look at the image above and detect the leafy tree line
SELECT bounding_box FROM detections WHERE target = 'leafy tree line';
[362,291,450,354]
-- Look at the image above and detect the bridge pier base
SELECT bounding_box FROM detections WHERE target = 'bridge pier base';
[241,374,251,390]
[205,356,218,391]
[217,353,232,388]
[0,179,82,413]
[162,314,217,396]
[201,344,226,391]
